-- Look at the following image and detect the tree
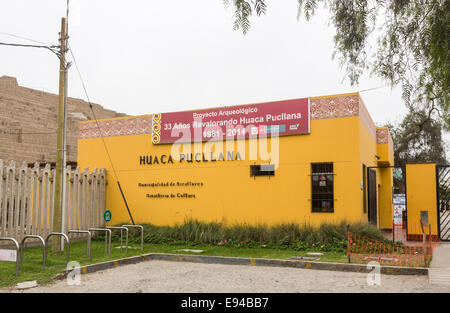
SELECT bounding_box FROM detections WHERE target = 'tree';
[388,110,447,166]
[223,1,450,127]
[387,109,447,193]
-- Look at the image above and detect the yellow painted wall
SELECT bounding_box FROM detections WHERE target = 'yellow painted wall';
[78,115,373,226]
[357,116,394,228]
[406,163,438,235]
[377,144,394,166]
[358,117,378,222]
[376,126,394,166]
[379,167,393,229]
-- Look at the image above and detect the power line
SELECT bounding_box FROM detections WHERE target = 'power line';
[0,41,58,50]
[67,43,119,178]
[22,131,57,135]
[0,15,71,251]
[359,84,390,93]
[0,31,53,46]
[0,40,71,70]
[68,43,136,225]
[0,130,57,135]
[359,73,418,93]
[0,41,60,58]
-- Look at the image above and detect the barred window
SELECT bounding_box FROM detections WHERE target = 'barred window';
[250,164,275,177]
[311,163,334,213]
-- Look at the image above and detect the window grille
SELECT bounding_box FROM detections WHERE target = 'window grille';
[311,162,334,212]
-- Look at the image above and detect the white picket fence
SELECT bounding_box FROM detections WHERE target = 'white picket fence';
[0,159,106,244]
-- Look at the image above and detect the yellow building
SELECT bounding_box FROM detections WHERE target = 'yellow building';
[77,92,395,228]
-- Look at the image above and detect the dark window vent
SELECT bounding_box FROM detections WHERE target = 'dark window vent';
[250,164,275,177]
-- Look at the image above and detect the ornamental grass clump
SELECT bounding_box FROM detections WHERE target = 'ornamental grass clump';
[101,219,385,251]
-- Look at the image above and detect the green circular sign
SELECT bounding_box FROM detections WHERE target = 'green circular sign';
[104,210,112,222]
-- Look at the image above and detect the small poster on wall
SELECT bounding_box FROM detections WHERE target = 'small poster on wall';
[393,194,406,226]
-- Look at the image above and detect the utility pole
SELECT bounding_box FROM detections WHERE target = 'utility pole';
[52,17,68,253]
[0,14,70,253]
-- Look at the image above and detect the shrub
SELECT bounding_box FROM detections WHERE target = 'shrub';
[94,219,386,252]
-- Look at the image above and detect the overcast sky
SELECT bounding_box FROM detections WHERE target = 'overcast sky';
[0,0,416,128]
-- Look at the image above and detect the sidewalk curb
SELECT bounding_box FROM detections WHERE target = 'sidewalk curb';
[61,253,429,278]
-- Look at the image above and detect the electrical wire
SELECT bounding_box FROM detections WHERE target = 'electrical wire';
[67,43,135,225]
[358,73,418,93]
[2,130,57,135]
[0,130,57,135]
[0,41,61,58]
[67,43,119,179]
[359,84,390,93]
[0,31,53,46]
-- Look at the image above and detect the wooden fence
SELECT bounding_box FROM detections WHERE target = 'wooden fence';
[0,159,106,244]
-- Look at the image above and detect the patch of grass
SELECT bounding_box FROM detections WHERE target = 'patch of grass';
[0,220,385,288]
[0,239,347,289]
[0,240,144,288]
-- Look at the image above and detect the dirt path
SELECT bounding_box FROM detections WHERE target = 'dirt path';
[5,260,450,293]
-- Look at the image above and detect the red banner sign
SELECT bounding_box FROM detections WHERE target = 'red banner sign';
[151,98,310,144]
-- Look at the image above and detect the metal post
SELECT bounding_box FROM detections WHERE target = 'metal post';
[89,228,111,257]
[347,224,351,264]
[20,235,46,269]
[392,216,395,243]
[68,230,91,258]
[428,224,432,257]
[106,226,129,254]
[122,225,144,251]
[0,238,20,276]
[45,232,70,268]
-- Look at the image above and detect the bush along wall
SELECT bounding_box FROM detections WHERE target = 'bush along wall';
[94,220,388,253]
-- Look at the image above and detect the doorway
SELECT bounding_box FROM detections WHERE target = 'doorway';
[368,168,377,225]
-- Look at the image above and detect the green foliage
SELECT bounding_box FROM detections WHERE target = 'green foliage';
[388,109,447,166]
[386,108,447,193]
[223,0,266,34]
[102,219,386,253]
[223,0,450,128]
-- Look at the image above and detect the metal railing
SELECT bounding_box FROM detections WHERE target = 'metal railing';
[20,235,45,269]
[106,226,128,254]
[45,232,70,269]
[1,224,146,277]
[0,237,20,276]
[122,224,144,251]
[89,228,111,257]
[68,230,91,258]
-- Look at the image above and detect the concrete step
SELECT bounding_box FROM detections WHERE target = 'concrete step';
[428,268,450,286]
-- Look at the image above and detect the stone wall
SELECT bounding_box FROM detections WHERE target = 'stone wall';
[0,75,125,164]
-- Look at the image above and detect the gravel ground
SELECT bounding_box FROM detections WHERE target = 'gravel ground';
[5,260,450,293]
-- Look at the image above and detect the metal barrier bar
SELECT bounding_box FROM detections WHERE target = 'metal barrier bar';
[0,237,20,276]
[106,226,128,254]
[68,230,92,258]
[89,228,111,257]
[20,235,46,269]
[45,233,70,269]
[122,224,144,251]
